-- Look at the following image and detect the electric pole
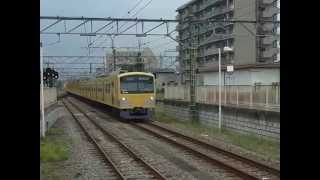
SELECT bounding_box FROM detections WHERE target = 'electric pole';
[40,42,45,138]
[188,16,198,122]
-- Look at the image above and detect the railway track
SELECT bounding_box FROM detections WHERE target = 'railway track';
[63,98,167,180]
[131,122,280,180]
[66,96,280,180]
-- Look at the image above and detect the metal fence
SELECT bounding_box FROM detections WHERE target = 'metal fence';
[160,85,280,110]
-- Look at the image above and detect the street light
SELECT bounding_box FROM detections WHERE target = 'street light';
[40,42,46,138]
[218,46,233,131]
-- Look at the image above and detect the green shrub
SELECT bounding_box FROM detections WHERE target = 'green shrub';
[40,140,69,162]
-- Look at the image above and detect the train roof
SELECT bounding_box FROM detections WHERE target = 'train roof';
[66,72,154,84]
[118,72,154,78]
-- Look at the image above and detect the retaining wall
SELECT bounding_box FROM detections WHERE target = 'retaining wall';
[157,100,280,140]
[40,101,66,137]
[40,87,57,109]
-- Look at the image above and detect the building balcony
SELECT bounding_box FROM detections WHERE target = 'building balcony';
[179,34,189,41]
[204,48,219,57]
[200,34,234,47]
[196,0,224,13]
[260,22,275,31]
[262,7,280,18]
[262,48,280,58]
[262,35,279,45]
[262,0,274,5]
[176,23,189,31]
[208,6,234,18]
[199,46,234,58]
[212,22,234,32]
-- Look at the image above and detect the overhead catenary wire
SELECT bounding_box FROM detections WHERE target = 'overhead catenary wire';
[42,34,61,47]
[89,0,152,49]
[89,0,144,47]
[127,0,145,15]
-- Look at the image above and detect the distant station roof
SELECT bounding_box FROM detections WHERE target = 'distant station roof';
[150,68,176,73]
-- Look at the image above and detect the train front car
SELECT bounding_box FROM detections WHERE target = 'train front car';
[118,72,155,120]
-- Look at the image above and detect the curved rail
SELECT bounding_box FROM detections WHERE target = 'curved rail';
[62,100,126,180]
[66,98,167,180]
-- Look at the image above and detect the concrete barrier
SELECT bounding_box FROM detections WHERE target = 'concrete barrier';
[40,87,59,137]
[157,100,280,140]
[40,87,57,109]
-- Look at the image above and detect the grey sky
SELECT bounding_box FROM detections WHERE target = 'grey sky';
[40,0,189,57]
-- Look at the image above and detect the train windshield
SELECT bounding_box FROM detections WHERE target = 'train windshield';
[120,75,154,94]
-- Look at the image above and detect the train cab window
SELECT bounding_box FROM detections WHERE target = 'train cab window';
[120,75,154,94]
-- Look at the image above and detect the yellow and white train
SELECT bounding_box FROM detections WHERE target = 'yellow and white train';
[64,71,155,120]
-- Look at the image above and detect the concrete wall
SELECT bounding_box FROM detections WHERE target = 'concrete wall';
[233,0,257,65]
[156,73,179,89]
[157,100,280,140]
[40,102,66,137]
[201,68,280,85]
[40,87,57,109]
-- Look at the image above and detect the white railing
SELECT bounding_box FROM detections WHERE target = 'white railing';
[161,85,280,110]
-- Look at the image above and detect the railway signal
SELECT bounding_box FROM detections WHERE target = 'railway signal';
[43,67,59,87]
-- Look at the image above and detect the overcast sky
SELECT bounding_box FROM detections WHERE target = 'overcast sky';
[40,0,190,57]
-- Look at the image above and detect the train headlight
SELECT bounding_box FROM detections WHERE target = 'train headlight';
[150,96,154,101]
[121,97,126,101]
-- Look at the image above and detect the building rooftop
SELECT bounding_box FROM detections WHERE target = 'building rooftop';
[150,68,176,73]
[176,0,197,11]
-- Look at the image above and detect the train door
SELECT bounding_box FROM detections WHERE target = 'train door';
[111,81,114,105]
[115,78,119,106]
[95,82,98,100]
[102,81,105,101]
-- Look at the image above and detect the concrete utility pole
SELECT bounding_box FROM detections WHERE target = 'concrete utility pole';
[218,46,233,132]
[104,56,107,73]
[188,16,198,122]
[218,48,222,131]
[40,42,45,138]
[109,36,116,71]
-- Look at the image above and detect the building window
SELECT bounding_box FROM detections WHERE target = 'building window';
[272,53,280,61]
[229,0,235,9]
[272,25,279,34]
[272,40,277,48]
[272,13,277,21]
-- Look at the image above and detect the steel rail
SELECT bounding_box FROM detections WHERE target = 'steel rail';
[131,122,259,180]
[66,98,168,180]
[149,121,280,177]
[62,100,126,180]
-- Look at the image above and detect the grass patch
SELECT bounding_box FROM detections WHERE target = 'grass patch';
[40,128,69,162]
[40,139,69,162]
[47,128,65,136]
[155,106,280,161]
